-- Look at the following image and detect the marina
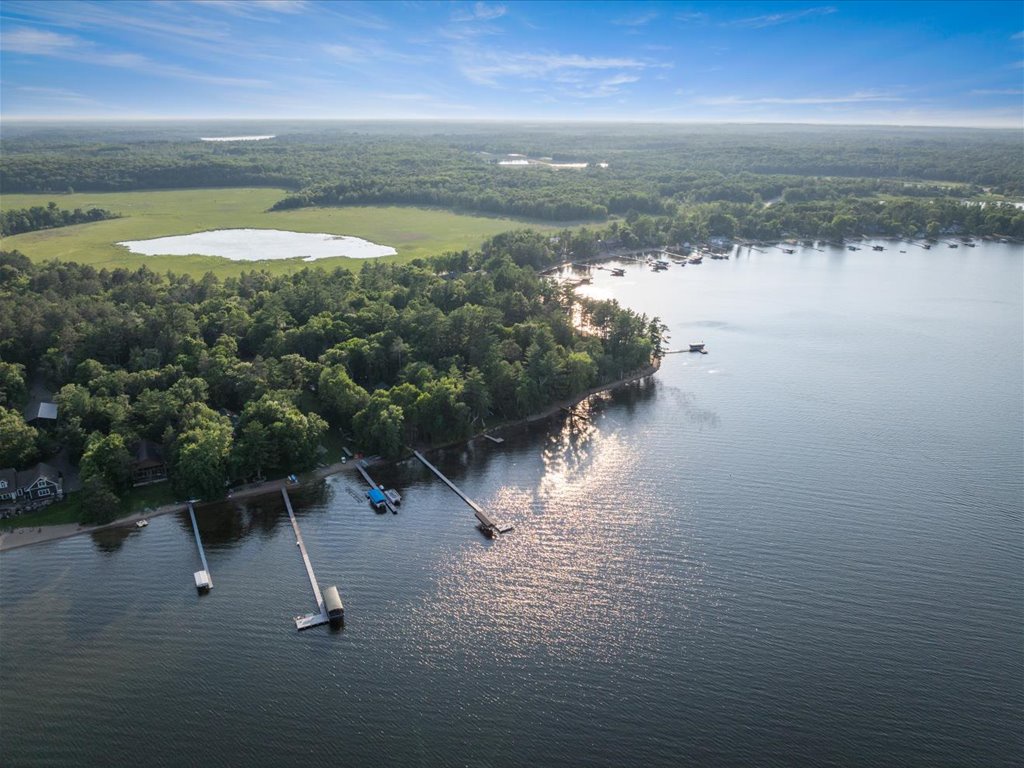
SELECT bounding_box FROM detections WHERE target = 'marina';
[412,450,513,536]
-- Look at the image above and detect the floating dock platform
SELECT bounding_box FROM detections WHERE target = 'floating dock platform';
[187,501,212,593]
[412,450,512,536]
[484,434,504,444]
[281,487,334,630]
[354,462,398,514]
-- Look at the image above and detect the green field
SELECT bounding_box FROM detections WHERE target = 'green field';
[0,188,562,276]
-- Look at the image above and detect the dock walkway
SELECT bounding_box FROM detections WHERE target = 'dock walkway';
[412,450,512,535]
[187,502,212,591]
[281,488,329,630]
[354,462,398,514]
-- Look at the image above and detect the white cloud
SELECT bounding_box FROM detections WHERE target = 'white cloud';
[323,44,358,61]
[699,91,903,106]
[1012,31,1024,40]
[453,2,507,22]
[16,85,100,105]
[971,88,1024,95]
[196,0,309,16]
[0,26,268,87]
[613,11,658,27]
[459,50,652,85]
[728,6,837,29]
[1,27,79,55]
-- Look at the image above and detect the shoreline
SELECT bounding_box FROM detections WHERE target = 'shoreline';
[0,360,661,554]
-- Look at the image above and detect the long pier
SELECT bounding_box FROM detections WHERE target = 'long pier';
[187,501,212,591]
[412,450,512,536]
[281,488,329,630]
[353,462,398,514]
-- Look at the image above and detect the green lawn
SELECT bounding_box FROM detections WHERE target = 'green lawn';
[0,496,82,530]
[0,482,178,531]
[0,188,565,277]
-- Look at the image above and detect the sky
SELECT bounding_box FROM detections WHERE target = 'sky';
[1,0,1022,127]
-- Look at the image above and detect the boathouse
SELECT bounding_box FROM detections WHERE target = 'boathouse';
[324,586,344,626]
[367,487,386,510]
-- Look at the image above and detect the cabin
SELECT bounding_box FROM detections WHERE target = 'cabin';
[131,440,168,486]
[24,401,58,425]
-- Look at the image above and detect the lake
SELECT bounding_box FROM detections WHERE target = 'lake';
[2,240,1021,767]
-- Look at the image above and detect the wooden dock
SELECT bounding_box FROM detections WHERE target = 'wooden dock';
[187,502,212,591]
[354,462,398,514]
[484,434,504,444]
[412,450,512,536]
[281,488,329,630]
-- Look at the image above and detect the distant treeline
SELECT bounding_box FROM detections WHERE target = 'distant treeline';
[2,124,1020,222]
[550,198,1024,250]
[1,201,119,237]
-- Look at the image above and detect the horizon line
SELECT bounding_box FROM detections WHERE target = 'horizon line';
[2,116,1021,131]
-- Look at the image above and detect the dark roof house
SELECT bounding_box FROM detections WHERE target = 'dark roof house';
[24,401,58,423]
[0,462,64,510]
[131,440,168,486]
[0,468,17,503]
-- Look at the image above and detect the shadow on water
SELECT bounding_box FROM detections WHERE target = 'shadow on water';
[89,525,138,554]
[169,485,331,548]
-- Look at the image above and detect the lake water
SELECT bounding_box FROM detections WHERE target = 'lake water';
[118,228,397,261]
[2,241,1021,767]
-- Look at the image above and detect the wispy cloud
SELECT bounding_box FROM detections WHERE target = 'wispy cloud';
[322,39,430,66]
[196,0,310,17]
[323,44,358,61]
[458,50,653,85]
[613,11,658,27]
[0,26,269,87]
[16,85,101,106]
[676,11,710,23]
[971,88,1024,95]
[728,6,837,29]
[1,27,78,55]
[452,2,507,22]
[699,90,903,106]
[1012,31,1024,40]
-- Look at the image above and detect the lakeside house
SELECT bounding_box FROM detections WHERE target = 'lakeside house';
[0,462,64,515]
[130,440,168,486]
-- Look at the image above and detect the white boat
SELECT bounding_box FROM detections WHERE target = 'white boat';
[136,519,149,528]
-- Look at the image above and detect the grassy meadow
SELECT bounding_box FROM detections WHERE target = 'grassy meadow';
[0,188,563,277]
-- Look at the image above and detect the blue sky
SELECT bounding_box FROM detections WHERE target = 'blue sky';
[1,0,1022,126]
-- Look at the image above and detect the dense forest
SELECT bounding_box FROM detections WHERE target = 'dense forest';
[0,201,119,236]
[3,123,1021,223]
[0,235,660,519]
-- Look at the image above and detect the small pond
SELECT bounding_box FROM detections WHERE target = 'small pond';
[118,228,397,261]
